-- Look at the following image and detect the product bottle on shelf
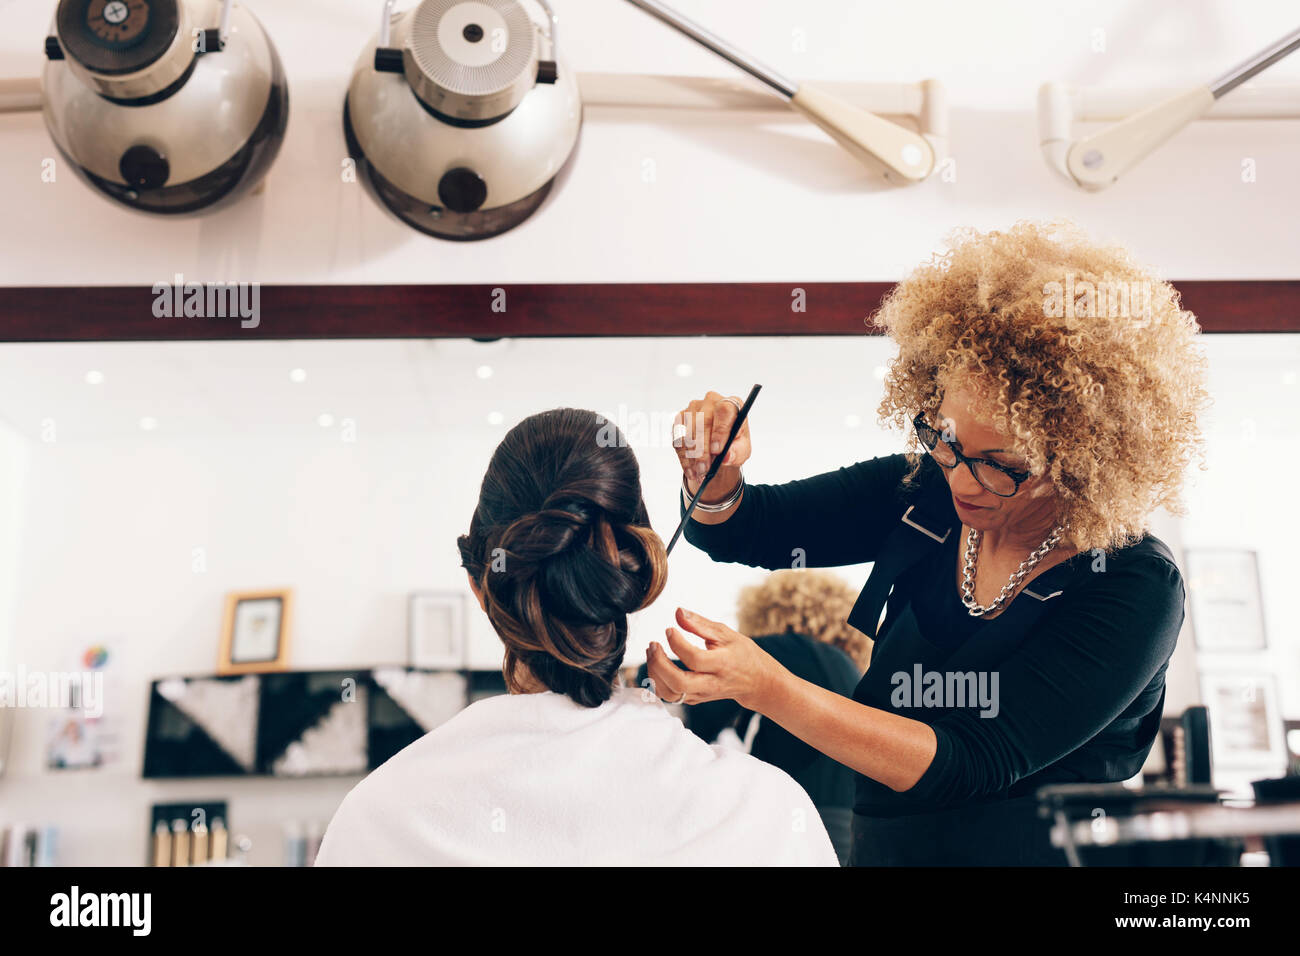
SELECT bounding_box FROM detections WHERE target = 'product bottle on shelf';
[305,821,324,867]
[191,818,209,865]
[152,820,172,867]
[3,824,30,866]
[209,817,229,861]
[283,820,305,867]
[169,819,189,868]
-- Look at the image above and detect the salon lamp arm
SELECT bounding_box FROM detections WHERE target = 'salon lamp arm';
[623,0,936,183]
[1059,24,1300,190]
[217,0,233,46]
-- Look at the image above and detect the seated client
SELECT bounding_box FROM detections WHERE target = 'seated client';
[315,407,838,866]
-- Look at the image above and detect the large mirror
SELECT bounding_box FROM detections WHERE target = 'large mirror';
[0,331,1296,865]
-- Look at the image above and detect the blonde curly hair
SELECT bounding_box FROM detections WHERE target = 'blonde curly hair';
[872,219,1212,555]
[736,569,872,670]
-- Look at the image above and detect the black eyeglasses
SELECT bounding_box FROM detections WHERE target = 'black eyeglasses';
[912,413,1031,498]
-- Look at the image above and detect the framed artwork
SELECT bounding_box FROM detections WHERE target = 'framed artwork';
[219,590,293,675]
[1184,549,1267,652]
[46,713,103,770]
[143,669,459,779]
[408,591,468,669]
[1199,672,1287,772]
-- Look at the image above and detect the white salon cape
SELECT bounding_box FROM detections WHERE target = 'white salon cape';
[315,684,839,866]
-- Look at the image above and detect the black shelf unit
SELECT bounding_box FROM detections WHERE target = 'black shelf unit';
[143,667,507,780]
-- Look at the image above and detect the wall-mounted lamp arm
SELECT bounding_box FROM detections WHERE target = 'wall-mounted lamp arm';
[1210,24,1300,98]
[218,0,234,46]
[623,0,935,183]
[379,0,399,48]
[0,76,42,113]
[1043,25,1300,190]
[534,0,558,57]
[1064,86,1215,190]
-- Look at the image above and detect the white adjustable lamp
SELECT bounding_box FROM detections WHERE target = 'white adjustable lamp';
[623,0,937,184]
[1041,25,1300,190]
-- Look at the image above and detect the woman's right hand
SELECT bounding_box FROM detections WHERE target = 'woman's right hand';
[672,391,752,504]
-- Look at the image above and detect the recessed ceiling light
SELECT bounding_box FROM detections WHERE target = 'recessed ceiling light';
[675,363,693,378]
[844,414,862,429]
[318,413,335,428]
[139,417,158,431]
[289,368,307,383]
[873,366,888,380]
[1284,370,1297,386]
[476,365,493,380]
[85,370,104,385]
[487,411,504,426]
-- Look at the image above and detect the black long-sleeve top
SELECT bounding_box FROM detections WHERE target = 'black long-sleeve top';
[637,632,863,807]
[681,453,1185,816]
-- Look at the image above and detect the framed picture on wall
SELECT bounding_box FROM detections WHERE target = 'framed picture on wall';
[408,591,468,669]
[45,713,103,770]
[1199,672,1286,772]
[219,590,293,675]
[1184,548,1267,651]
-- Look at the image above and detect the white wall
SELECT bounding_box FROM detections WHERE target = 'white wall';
[0,0,1298,285]
[0,419,28,690]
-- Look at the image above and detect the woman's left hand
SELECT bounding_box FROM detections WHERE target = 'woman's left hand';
[645,607,784,711]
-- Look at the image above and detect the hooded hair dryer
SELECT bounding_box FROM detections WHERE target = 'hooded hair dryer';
[41,0,289,214]
[343,0,582,240]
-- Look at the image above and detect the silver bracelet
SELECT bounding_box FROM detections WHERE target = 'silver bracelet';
[682,470,744,513]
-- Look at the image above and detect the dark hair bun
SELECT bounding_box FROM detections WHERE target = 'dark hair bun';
[457,409,667,707]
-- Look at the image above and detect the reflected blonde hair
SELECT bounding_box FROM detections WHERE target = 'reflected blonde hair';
[736,569,872,670]
[872,219,1212,555]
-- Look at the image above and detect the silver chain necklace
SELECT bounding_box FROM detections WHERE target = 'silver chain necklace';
[961,524,1065,617]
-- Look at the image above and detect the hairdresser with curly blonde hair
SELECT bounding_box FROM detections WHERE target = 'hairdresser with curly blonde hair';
[647,221,1212,866]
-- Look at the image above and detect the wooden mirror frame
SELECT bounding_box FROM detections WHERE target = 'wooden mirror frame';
[1,281,1296,340]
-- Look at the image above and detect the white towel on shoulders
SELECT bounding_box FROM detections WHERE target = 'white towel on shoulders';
[315,684,839,866]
